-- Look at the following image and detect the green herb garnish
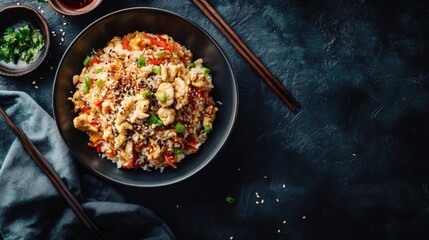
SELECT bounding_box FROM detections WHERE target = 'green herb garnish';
[142,89,151,99]
[137,55,146,67]
[152,65,161,74]
[0,24,44,64]
[204,126,212,134]
[175,122,185,133]
[173,147,184,154]
[202,67,211,74]
[226,196,235,204]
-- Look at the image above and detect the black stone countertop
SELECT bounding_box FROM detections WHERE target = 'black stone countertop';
[1,0,429,239]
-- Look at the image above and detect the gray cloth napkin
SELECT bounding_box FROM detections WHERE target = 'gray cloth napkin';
[0,90,175,240]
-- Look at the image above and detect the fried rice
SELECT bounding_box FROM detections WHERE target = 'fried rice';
[68,31,218,171]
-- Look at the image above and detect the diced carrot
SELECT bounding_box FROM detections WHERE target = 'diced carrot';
[122,38,132,51]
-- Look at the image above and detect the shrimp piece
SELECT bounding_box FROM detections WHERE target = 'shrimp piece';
[156,82,175,107]
[172,77,189,110]
[73,114,97,132]
[157,107,176,126]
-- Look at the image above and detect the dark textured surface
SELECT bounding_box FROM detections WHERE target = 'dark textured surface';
[1,0,429,239]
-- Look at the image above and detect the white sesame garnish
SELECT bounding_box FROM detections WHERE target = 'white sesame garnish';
[62,32,66,36]
[256,201,259,204]
[261,199,264,204]
[276,198,280,202]
[277,229,281,233]
[229,237,234,240]
[302,216,307,219]
[352,153,357,156]
[282,184,286,188]
[283,220,287,224]
[63,22,67,25]
[34,85,39,89]
[17,2,20,6]
[176,204,179,208]
[264,176,268,179]
[41,10,44,14]
[255,192,260,198]
[60,29,63,32]
[32,81,36,85]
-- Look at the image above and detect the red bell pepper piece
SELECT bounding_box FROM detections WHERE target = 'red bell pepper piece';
[122,38,132,51]
[149,59,163,65]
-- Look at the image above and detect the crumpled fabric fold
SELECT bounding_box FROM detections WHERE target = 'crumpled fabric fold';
[0,90,175,240]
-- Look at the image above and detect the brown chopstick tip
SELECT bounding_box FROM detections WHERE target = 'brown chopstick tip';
[192,0,300,111]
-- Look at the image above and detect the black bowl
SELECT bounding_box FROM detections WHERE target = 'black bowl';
[53,7,238,187]
[0,6,50,77]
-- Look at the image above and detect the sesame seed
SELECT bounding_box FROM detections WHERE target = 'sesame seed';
[282,184,286,188]
[264,176,268,179]
[230,237,234,240]
[302,216,307,219]
[63,22,67,25]
[41,10,44,14]
[256,201,259,204]
[283,220,287,224]
[276,198,280,202]
[60,29,63,32]
[34,85,39,89]
[261,199,264,204]
[17,2,20,6]
[32,81,36,85]
[277,229,281,233]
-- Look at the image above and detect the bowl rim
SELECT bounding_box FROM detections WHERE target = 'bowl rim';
[48,0,103,16]
[52,7,239,187]
[0,5,50,77]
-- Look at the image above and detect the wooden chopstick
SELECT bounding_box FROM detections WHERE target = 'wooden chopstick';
[0,106,108,240]
[192,0,300,111]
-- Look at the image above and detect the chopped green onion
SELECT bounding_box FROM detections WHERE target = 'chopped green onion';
[147,114,158,125]
[84,76,91,87]
[173,147,184,154]
[226,196,235,204]
[94,68,103,74]
[152,65,161,74]
[83,85,89,93]
[83,55,90,66]
[188,62,196,68]
[204,126,212,134]
[155,119,163,126]
[175,122,186,133]
[96,79,105,88]
[156,92,166,103]
[202,67,211,74]
[173,52,179,60]
[137,55,146,67]
[142,90,151,99]
[155,50,166,56]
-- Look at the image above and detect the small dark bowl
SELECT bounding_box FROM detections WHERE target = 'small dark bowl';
[0,6,50,77]
[48,0,103,16]
[53,7,238,187]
